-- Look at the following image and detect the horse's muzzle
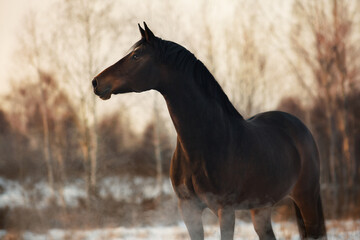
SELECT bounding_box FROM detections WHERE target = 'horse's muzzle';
[92,78,111,100]
[92,78,98,89]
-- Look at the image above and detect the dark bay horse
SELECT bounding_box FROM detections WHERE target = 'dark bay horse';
[92,23,327,240]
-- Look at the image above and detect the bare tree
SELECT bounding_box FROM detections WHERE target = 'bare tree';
[224,3,268,117]
[6,73,78,206]
[10,0,128,207]
[290,0,360,186]
[153,95,164,196]
[50,0,132,204]
[13,11,57,198]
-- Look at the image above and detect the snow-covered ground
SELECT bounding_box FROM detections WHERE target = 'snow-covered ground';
[1,177,359,239]
[0,176,173,209]
[0,220,359,240]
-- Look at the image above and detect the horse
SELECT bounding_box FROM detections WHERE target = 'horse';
[92,22,327,240]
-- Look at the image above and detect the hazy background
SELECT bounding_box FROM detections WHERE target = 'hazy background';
[0,0,359,239]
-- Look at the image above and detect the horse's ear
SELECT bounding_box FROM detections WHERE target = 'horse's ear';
[138,23,146,39]
[143,22,155,43]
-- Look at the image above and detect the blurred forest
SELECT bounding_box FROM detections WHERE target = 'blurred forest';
[0,0,359,234]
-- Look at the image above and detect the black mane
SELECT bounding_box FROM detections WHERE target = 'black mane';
[158,39,242,118]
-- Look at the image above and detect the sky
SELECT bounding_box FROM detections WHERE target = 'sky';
[0,0,23,94]
[0,0,291,95]
[0,0,51,94]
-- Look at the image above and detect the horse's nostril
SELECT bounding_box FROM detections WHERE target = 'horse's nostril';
[92,78,98,88]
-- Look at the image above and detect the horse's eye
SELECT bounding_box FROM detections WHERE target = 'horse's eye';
[132,54,139,60]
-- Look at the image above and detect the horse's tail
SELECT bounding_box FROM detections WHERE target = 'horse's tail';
[316,195,327,238]
[293,200,306,239]
[282,112,327,239]
[293,194,327,239]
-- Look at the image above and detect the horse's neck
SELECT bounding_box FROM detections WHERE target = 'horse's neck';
[161,74,242,154]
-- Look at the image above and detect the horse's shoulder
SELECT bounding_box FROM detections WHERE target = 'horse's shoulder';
[170,140,191,184]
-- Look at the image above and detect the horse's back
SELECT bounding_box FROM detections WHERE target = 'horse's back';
[247,111,309,136]
[247,111,319,164]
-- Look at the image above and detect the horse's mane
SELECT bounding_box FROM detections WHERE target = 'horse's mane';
[158,39,242,118]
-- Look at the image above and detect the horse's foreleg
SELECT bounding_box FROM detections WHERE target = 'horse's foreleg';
[218,207,235,240]
[179,199,204,240]
[250,207,276,240]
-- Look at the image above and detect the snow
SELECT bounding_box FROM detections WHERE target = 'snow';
[0,178,28,208]
[0,177,359,239]
[0,176,172,208]
[2,220,359,240]
[98,176,173,203]
[62,180,87,207]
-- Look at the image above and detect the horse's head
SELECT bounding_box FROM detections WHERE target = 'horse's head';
[92,23,163,100]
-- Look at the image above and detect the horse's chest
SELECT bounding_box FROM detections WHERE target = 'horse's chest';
[171,164,212,198]
[171,156,222,209]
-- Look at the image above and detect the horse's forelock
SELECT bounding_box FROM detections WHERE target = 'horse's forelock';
[128,39,145,53]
